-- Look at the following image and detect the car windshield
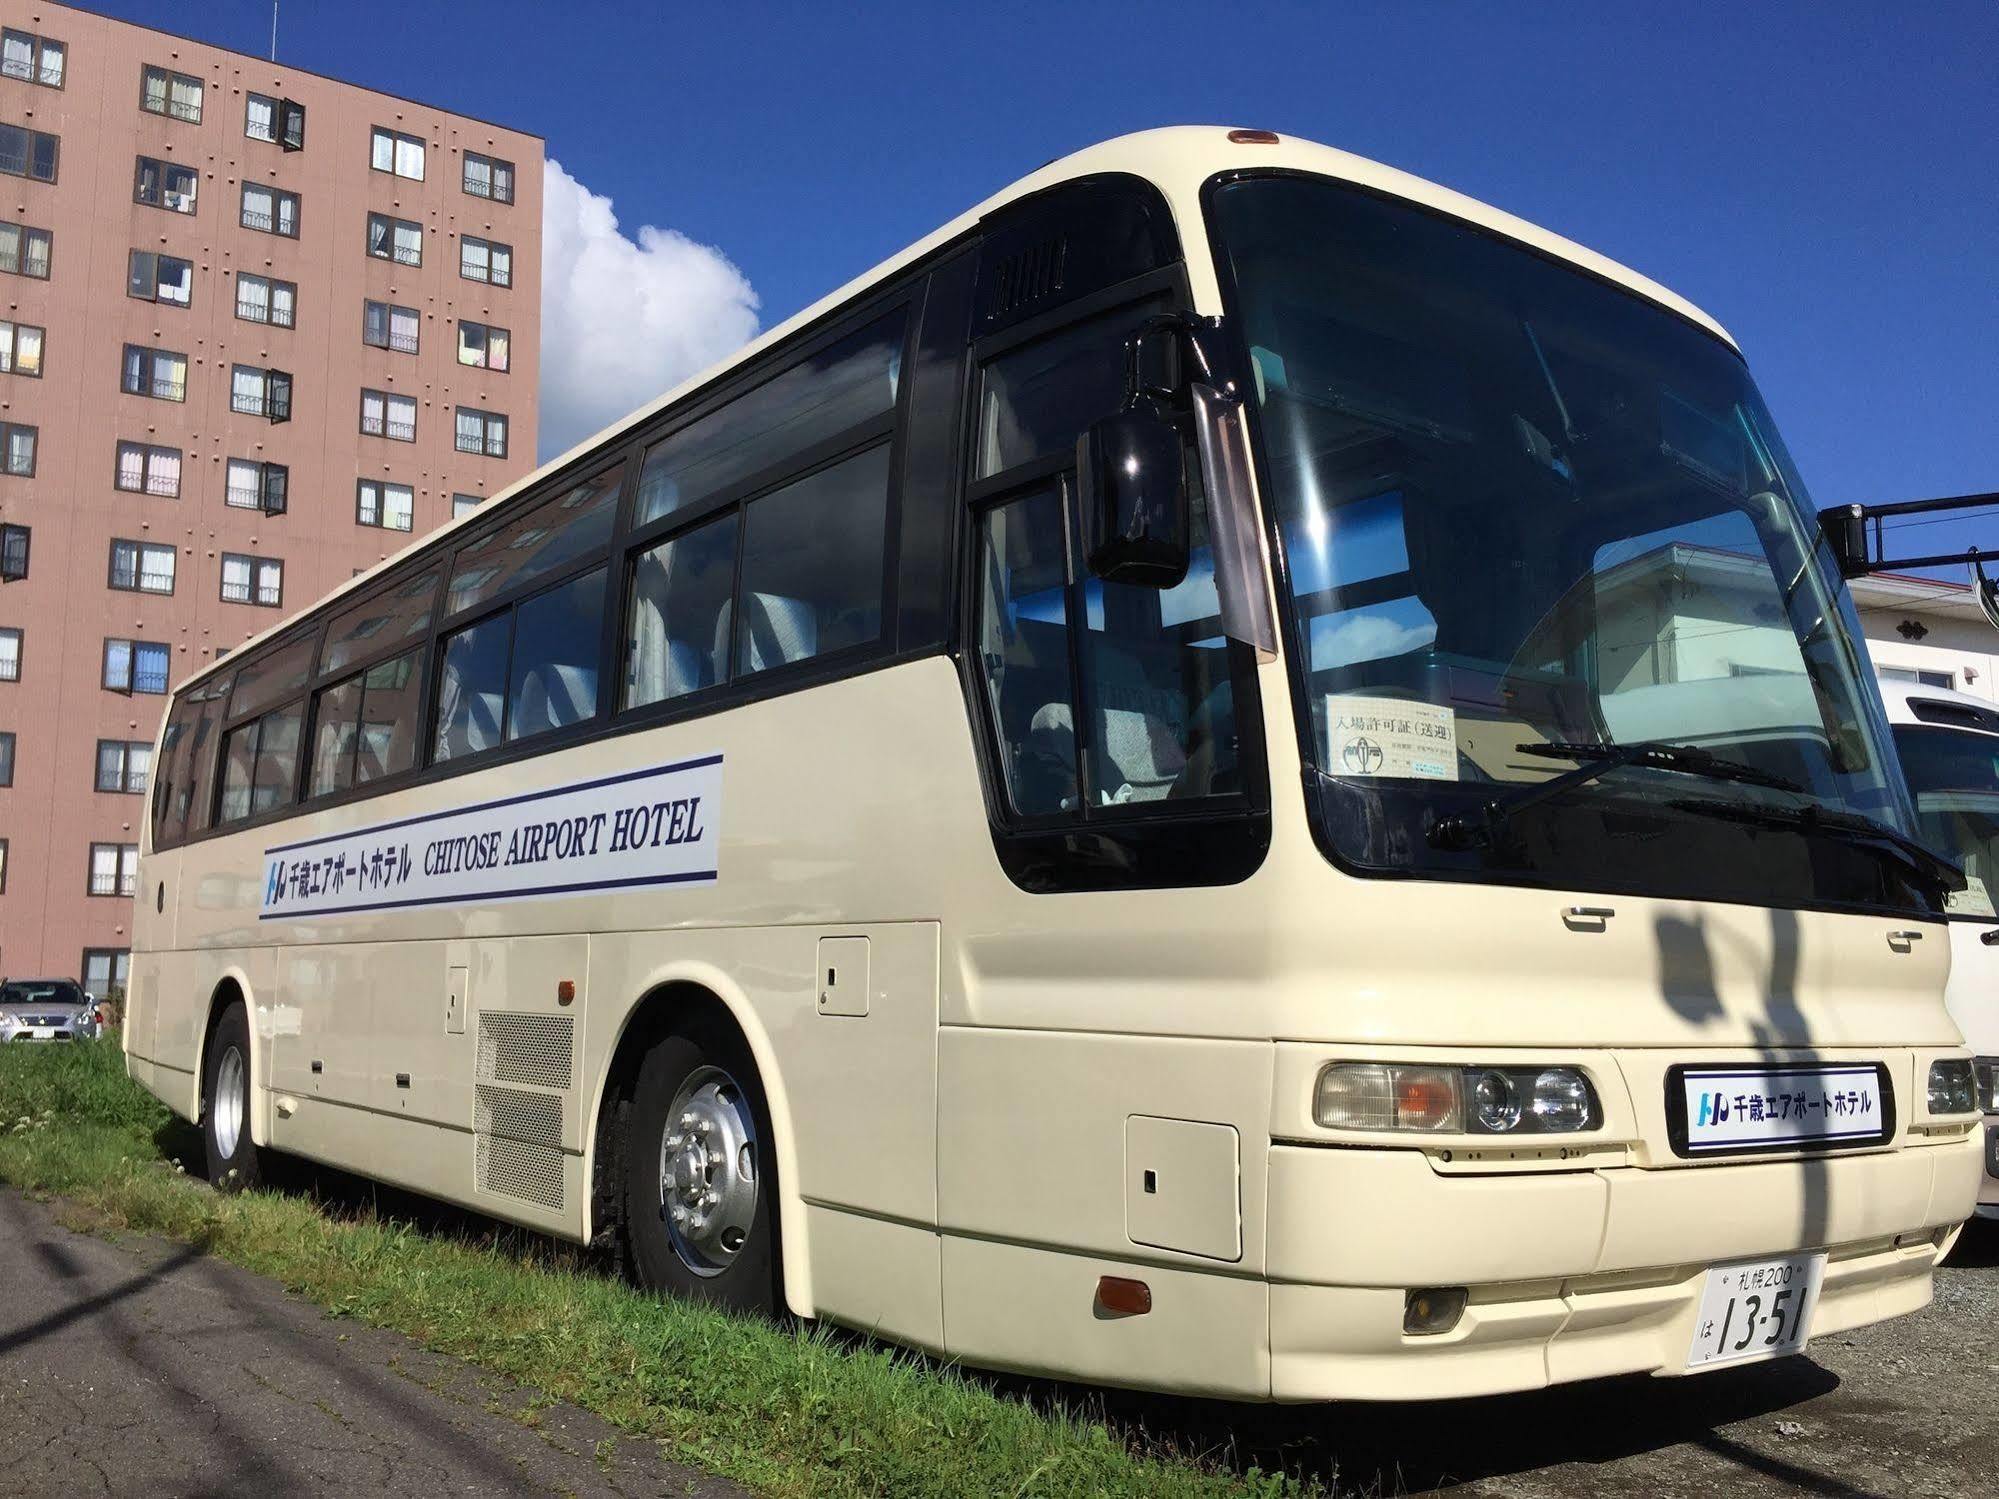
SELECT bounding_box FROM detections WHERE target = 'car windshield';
[0,980,84,1008]
[1892,725,1999,920]
[1210,174,1926,914]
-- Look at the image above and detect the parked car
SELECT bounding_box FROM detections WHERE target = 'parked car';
[0,978,103,1042]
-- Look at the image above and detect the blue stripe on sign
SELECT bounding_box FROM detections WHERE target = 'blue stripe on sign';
[262,753,723,855]
[258,867,719,920]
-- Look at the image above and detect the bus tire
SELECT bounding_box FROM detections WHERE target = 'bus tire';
[201,1001,262,1194]
[622,1021,780,1317]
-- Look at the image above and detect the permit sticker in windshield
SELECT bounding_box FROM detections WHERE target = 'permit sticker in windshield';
[1327,696,1458,780]
[1947,874,1995,919]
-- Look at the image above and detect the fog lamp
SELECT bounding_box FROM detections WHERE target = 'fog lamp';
[1928,1059,1977,1117]
[1404,1286,1468,1336]
[1315,1064,1461,1131]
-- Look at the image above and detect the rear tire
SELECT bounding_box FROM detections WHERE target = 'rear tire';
[202,1002,262,1193]
[621,1018,780,1317]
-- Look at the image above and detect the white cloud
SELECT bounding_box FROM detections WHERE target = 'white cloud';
[538,159,760,460]
[1315,610,1437,668]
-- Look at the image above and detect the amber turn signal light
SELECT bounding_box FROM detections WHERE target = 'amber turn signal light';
[1095,1276,1152,1317]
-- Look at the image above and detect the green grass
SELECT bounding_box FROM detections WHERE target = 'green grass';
[0,1041,1316,1498]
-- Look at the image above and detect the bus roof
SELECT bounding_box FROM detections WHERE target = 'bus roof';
[175,126,1736,696]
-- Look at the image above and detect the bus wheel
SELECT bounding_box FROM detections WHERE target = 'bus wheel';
[202,1002,262,1193]
[623,1022,779,1316]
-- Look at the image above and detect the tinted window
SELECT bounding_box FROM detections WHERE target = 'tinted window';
[432,614,509,762]
[626,513,738,709]
[322,569,437,676]
[217,703,301,823]
[978,487,1079,815]
[635,311,904,526]
[446,466,620,616]
[507,569,606,742]
[228,635,314,718]
[978,306,1154,477]
[310,647,422,798]
[736,445,890,674]
[153,672,231,845]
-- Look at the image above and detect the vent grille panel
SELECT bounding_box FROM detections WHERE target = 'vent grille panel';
[477,1012,573,1090]
[476,1084,562,1147]
[477,1134,564,1211]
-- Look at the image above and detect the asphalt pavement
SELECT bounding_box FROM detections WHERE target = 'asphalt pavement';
[0,1189,742,1498]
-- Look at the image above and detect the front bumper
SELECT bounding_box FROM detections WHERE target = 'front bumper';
[1,1017,98,1042]
[1262,1131,1981,1401]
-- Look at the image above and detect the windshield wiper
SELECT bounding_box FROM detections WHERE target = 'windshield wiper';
[1659,795,1963,899]
[1427,739,1806,850]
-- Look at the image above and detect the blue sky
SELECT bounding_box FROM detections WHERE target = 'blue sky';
[91,0,1999,559]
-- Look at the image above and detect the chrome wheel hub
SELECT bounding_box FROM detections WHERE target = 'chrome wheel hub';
[214,1045,246,1161]
[658,1066,757,1277]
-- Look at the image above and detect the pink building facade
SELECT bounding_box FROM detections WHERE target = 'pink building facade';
[0,1,542,990]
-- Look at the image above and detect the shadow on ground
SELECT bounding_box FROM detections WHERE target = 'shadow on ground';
[155,1133,1869,1496]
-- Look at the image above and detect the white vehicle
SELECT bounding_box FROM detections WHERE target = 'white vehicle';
[1880,678,1999,1218]
[125,129,1983,1403]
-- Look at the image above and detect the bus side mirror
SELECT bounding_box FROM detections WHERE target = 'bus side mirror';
[1818,502,1869,579]
[1077,401,1190,589]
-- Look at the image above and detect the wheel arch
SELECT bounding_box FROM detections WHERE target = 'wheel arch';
[193,969,264,1142]
[582,962,811,1316]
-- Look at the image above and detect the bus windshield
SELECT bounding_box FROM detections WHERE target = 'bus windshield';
[1892,724,1999,920]
[1211,173,1925,913]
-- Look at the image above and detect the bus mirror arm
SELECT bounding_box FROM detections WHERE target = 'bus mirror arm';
[1077,312,1278,662]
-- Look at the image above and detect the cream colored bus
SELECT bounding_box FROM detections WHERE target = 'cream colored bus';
[127,128,1985,1402]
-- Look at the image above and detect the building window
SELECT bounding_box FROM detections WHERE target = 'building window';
[0,522,26,579]
[0,319,43,378]
[370,126,425,180]
[133,155,197,213]
[452,493,483,519]
[224,458,287,514]
[245,93,304,149]
[127,250,194,307]
[366,213,422,266]
[462,151,514,204]
[457,320,510,372]
[89,842,141,897]
[240,183,300,238]
[460,235,511,287]
[234,273,296,328]
[221,552,283,607]
[454,407,508,458]
[0,625,17,680]
[103,638,170,694]
[0,838,7,892]
[140,65,202,123]
[0,730,12,785]
[0,221,50,279]
[1,29,65,88]
[0,122,58,182]
[110,538,176,595]
[95,739,151,794]
[229,365,292,422]
[81,949,129,1001]
[122,345,187,402]
[116,442,182,498]
[359,389,416,442]
[362,300,420,354]
[356,479,414,532]
[0,422,35,476]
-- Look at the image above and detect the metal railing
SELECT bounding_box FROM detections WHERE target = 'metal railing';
[389,328,418,353]
[387,419,415,442]
[225,482,260,508]
[241,208,273,233]
[145,472,178,497]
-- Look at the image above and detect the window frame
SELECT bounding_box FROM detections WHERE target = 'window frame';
[0,121,59,182]
[240,182,300,238]
[367,212,423,266]
[116,441,182,498]
[2,29,65,89]
[0,727,12,785]
[108,538,177,596]
[102,637,171,696]
[456,319,511,371]
[127,249,194,307]
[95,738,151,795]
[462,151,514,203]
[0,220,51,279]
[140,65,202,123]
[0,317,44,378]
[220,551,285,608]
[0,624,18,680]
[0,520,28,578]
[370,126,425,180]
[87,841,141,897]
[122,344,188,403]
[235,272,297,328]
[133,154,197,213]
[453,406,509,457]
[362,299,420,354]
[355,477,414,531]
[459,234,512,287]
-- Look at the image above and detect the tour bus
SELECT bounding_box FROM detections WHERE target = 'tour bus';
[1879,677,1999,1220]
[125,128,1985,1403]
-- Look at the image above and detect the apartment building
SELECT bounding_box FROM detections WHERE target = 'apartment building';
[0,1,543,990]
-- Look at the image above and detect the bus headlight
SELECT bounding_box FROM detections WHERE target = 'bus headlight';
[1928,1059,1978,1117]
[1314,1063,1599,1134]
[1976,1058,1998,1114]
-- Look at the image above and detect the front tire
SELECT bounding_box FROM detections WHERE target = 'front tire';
[621,1020,780,1317]
[202,1002,262,1193]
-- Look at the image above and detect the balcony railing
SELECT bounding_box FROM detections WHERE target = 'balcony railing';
[394,244,420,267]
[389,328,418,353]
[236,299,269,324]
[88,872,123,896]
[221,579,250,602]
[387,419,415,442]
[231,393,266,416]
[139,567,173,593]
[225,482,260,508]
[145,472,178,497]
[168,98,200,123]
[134,665,168,694]
[128,375,186,402]
[241,208,273,233]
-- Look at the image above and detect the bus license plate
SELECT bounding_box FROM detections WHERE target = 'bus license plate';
[1686,1253,1824,1369]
